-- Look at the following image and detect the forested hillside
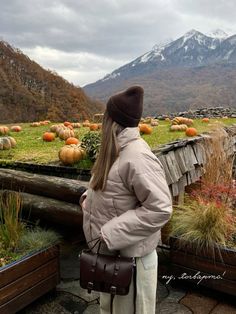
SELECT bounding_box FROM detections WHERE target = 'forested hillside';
[0,41,104,123]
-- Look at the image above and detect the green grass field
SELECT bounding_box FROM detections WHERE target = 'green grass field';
[0,118,235,168]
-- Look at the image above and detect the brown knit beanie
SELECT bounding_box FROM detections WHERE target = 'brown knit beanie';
[106,85,144,127]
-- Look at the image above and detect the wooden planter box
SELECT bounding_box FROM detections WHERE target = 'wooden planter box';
[169,237,236,296]
[0,245,60,314]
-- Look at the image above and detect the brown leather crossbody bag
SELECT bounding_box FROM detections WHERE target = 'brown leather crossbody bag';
[79,239,135,296]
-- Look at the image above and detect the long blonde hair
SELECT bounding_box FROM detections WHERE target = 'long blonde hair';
[90,111,124,191]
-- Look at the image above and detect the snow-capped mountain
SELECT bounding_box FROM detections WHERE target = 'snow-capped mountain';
[84,29,236,115]
[206,29,229,39]
[85,29,236,87]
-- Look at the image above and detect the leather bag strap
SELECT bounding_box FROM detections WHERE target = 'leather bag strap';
[110,258,137,314]
[133,259,136,314]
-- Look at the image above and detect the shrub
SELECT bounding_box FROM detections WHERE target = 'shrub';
[81,131,101,161]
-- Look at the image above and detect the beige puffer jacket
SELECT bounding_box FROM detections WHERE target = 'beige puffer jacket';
[82,127,172,257]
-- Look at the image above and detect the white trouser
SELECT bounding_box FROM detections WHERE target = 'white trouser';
[100,250,158,314]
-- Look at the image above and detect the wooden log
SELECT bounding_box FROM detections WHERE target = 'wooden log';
[0,169,88,205]
[19,192,83,226]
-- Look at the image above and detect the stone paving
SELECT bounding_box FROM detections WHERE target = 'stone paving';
[19,235,236,314]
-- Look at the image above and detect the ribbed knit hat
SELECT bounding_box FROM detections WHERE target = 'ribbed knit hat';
[106,86,144,127]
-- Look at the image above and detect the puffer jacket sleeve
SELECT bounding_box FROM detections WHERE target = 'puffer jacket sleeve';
[101,155,173,251]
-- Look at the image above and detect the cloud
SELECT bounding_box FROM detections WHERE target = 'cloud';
[22,46,128,86]
[1,0,236,85]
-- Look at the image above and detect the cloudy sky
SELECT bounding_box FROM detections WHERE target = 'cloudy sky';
[1,0,236,86]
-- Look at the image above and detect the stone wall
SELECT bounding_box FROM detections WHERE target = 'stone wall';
[156,107,236,120]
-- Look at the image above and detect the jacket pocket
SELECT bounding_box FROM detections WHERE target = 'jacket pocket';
[140,250,157,270]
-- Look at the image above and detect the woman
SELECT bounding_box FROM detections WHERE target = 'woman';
[80,86,172,314]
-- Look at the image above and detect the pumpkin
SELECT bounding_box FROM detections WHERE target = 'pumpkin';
[43,132,55,142]
[0,136,16,150]
[71,123,81,128]
[142,117,152,124]
[202,118,209,123]
[64,121,72,127]
[58,144,86,165]
[150,119,159,126]
[89,124,99,131]
[50,124,65,134]
[58,128,75,140]
[30,122,41,127]
[11,125,22,132]
[65,137,80,145]
[172,117,193,126]
[185,127,198,137]
[139,124,153,134]
[83,120,90,127]
[0,126,10,135]
[170,124,188,131]
[39,121,48,125]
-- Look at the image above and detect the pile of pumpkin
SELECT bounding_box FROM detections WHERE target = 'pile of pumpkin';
[42,120,102,166]
[170,117,197,137]
[30,120,51,127]
[0,126,17,150]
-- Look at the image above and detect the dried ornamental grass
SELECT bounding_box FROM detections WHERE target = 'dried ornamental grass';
[0,191,60,267]
[170,182,236,252]
[202,127,235,185]
[0,191,25,251]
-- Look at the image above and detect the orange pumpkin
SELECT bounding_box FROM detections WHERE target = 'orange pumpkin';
[202,118,209,123]
[172,117,193,126]
[0,126,10,135]
[59,144,86,165]
[39,121,48,125]
[64,121,72,127]
[139,124,153,134]
[185,127,198,137]
[43,132,55,142]
[11,125,22,132]
[89,124,99,131]
[65,137,79,145]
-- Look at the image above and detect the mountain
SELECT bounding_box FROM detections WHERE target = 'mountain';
[0,41,103,123]
[84,29,236,115]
